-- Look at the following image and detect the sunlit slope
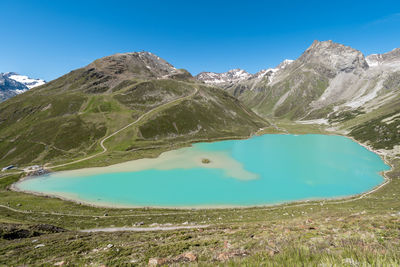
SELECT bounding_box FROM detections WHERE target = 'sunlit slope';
[0,53,266,167]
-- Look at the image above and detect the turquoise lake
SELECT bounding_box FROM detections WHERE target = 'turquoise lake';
[16,134,390,208]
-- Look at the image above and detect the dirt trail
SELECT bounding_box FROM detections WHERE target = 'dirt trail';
[49,87,198,169]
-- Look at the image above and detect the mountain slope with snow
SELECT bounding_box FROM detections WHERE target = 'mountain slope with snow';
[196,69,252,85]
[195,60,294,86]
[6,72,46,89]
[0,72,46,102]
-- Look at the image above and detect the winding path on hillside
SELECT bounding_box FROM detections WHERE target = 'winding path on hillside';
[49,86,199,169]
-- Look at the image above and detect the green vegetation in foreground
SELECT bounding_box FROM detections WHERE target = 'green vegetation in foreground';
[0,141,399,266]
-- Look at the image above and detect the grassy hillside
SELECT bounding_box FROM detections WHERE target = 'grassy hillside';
[346,99,400,150]
[0,59,266,168]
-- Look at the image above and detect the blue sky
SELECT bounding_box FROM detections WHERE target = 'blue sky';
[1,0,400,81]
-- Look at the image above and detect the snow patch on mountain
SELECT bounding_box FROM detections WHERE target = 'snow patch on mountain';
[277,59,294,69]
[196,59,294,85]
[5,72,46,90]
[0,72,46,102]
[196,69,251,85]
[267,59,294,83]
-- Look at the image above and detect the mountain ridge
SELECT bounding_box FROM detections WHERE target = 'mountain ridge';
[195,60,294,86]
[0,52,266,167]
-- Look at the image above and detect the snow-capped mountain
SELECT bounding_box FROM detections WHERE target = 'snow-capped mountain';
[254,60,294,79]
[195,60,293,86]
[5,72,46,89]
[196,69,252,85]
[254,59,294,83]
[0,72,46,102]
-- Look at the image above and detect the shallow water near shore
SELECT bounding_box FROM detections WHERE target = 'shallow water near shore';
[16,134,390,208]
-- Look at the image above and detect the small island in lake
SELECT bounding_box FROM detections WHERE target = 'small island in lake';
[201,158,211,164]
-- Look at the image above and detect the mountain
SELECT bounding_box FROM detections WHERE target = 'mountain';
[0,72,45,102]
[196,59,294,97]
[196,40,400,150]
[196,60,294,86]
[0,52,266,167]
[4,72,46,89]
[213,40,372,120]
[196,69,252,85]
[86,51,194,84]
[0,74,28,102]
[1,42,398,168]
[366,48,400,67]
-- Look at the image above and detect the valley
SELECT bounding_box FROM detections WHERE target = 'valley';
[0,41,399,266]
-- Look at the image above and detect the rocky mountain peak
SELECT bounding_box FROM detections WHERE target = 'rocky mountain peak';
[297,40,369,73]
[88,51,182,80]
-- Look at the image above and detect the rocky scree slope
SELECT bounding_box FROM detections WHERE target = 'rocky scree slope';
[0,52,266,167]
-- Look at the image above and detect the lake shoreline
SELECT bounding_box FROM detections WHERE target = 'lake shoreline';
[10,131,393,210]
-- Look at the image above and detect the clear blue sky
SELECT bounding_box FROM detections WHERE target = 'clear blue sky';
[1,0,400,81]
